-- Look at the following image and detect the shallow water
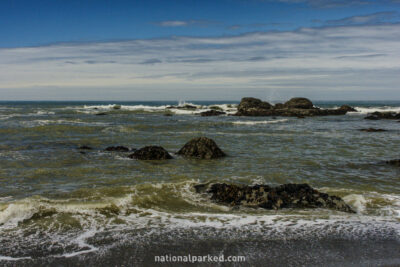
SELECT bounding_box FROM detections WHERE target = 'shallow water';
[0,101,399,265]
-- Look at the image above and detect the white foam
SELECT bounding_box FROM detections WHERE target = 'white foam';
[0,255,31,261]
[232,119,289,125]
[352,106,400,115]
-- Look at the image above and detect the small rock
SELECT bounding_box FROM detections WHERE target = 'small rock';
[359,128,387,132]
[386,159,400,167]
[78,145,92,150]
[200,110,226,117]
[128,146,173,160]
[105,146,130,152]
[339,105,357,112]
[177,137,225,159]
[95,112,108,116]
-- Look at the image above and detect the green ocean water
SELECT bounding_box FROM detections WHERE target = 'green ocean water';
[0,101,399,265]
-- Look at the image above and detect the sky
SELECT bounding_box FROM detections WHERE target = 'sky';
[0,0,400,101]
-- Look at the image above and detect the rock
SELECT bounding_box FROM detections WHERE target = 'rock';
[284,97,314,109]
[95,112,108,116]
[200,110,226,117]
[386,159,400,167]
[359,128,387,132]
[78,145,92,150]
[209,105,223,111]
[236,97,272,116]
[128,146,172,160]
[365,112,400,120]
[195,183,355,213]
[177,137,225,159]
[339,105,357,112]
[113,105,121,110]
[235,97,346,117]
[105,146,130,152]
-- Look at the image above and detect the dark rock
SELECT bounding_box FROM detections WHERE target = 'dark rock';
[339,105,357,112]
[113,105,121,110]
[386,159,400,167]
[105,146,130,152]
[200,110,226,117]
[196,183,355,213]
[284,97,314,109]
[78,145,92,150]
[209,106,223,111]
[177,137,225,159]
[365,112,400,120]
[128,146,172,160]
[235,97,346,117]
[359,128,387,132]
[95,112,108,116]
[236,97,272,116]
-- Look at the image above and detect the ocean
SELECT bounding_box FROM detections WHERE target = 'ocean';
[0,100,399,266]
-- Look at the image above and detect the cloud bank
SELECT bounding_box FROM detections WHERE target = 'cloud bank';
[1,23,399,100]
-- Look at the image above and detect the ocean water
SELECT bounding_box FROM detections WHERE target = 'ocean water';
[0,100,399,266]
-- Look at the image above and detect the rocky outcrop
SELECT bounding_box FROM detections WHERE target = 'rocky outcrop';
[200,110,226,116]
[365,112,400,120]
[235,97,347,117]
[177,137,225,159]
[195,183,355,213]
[386,159,400,167]
[236,97,272,116]
[128,146,172,160]
[339,105,357,112]
[359,128,387,132]
[284,97,313,109]
[105,146,131,152]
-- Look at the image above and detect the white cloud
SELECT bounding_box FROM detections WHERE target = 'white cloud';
[1,24,400,100]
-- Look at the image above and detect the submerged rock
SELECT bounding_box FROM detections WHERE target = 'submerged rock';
[195,183,355,213]
[200,110,226,116]
[339,105,357,112]
[78,145,92,150]
[386,159,400,167]
[284,97,313,109]
[105,146,131,152]
[177,137,225,159]
[359,128,387,132]
[365,112,400,120]
[128,146,172,160]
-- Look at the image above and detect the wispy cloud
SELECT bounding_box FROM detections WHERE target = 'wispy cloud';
[326,11,397,25]
[1,23,400,100]
[154,20,217,27]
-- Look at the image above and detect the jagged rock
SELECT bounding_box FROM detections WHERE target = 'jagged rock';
[195,183,355,213]
[78,145,92,150]
[200,110,226,116]
[177,137,225,159]
[365,112,400,120]
[128,146,172,160]
[359,128,387,132]
[273,103,284,109]
[386,159,400,167]
[339,105,357,112]
[105,146,130,152]
[284,98,314,109]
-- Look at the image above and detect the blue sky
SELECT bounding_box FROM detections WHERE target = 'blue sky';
[1,0,400,100]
